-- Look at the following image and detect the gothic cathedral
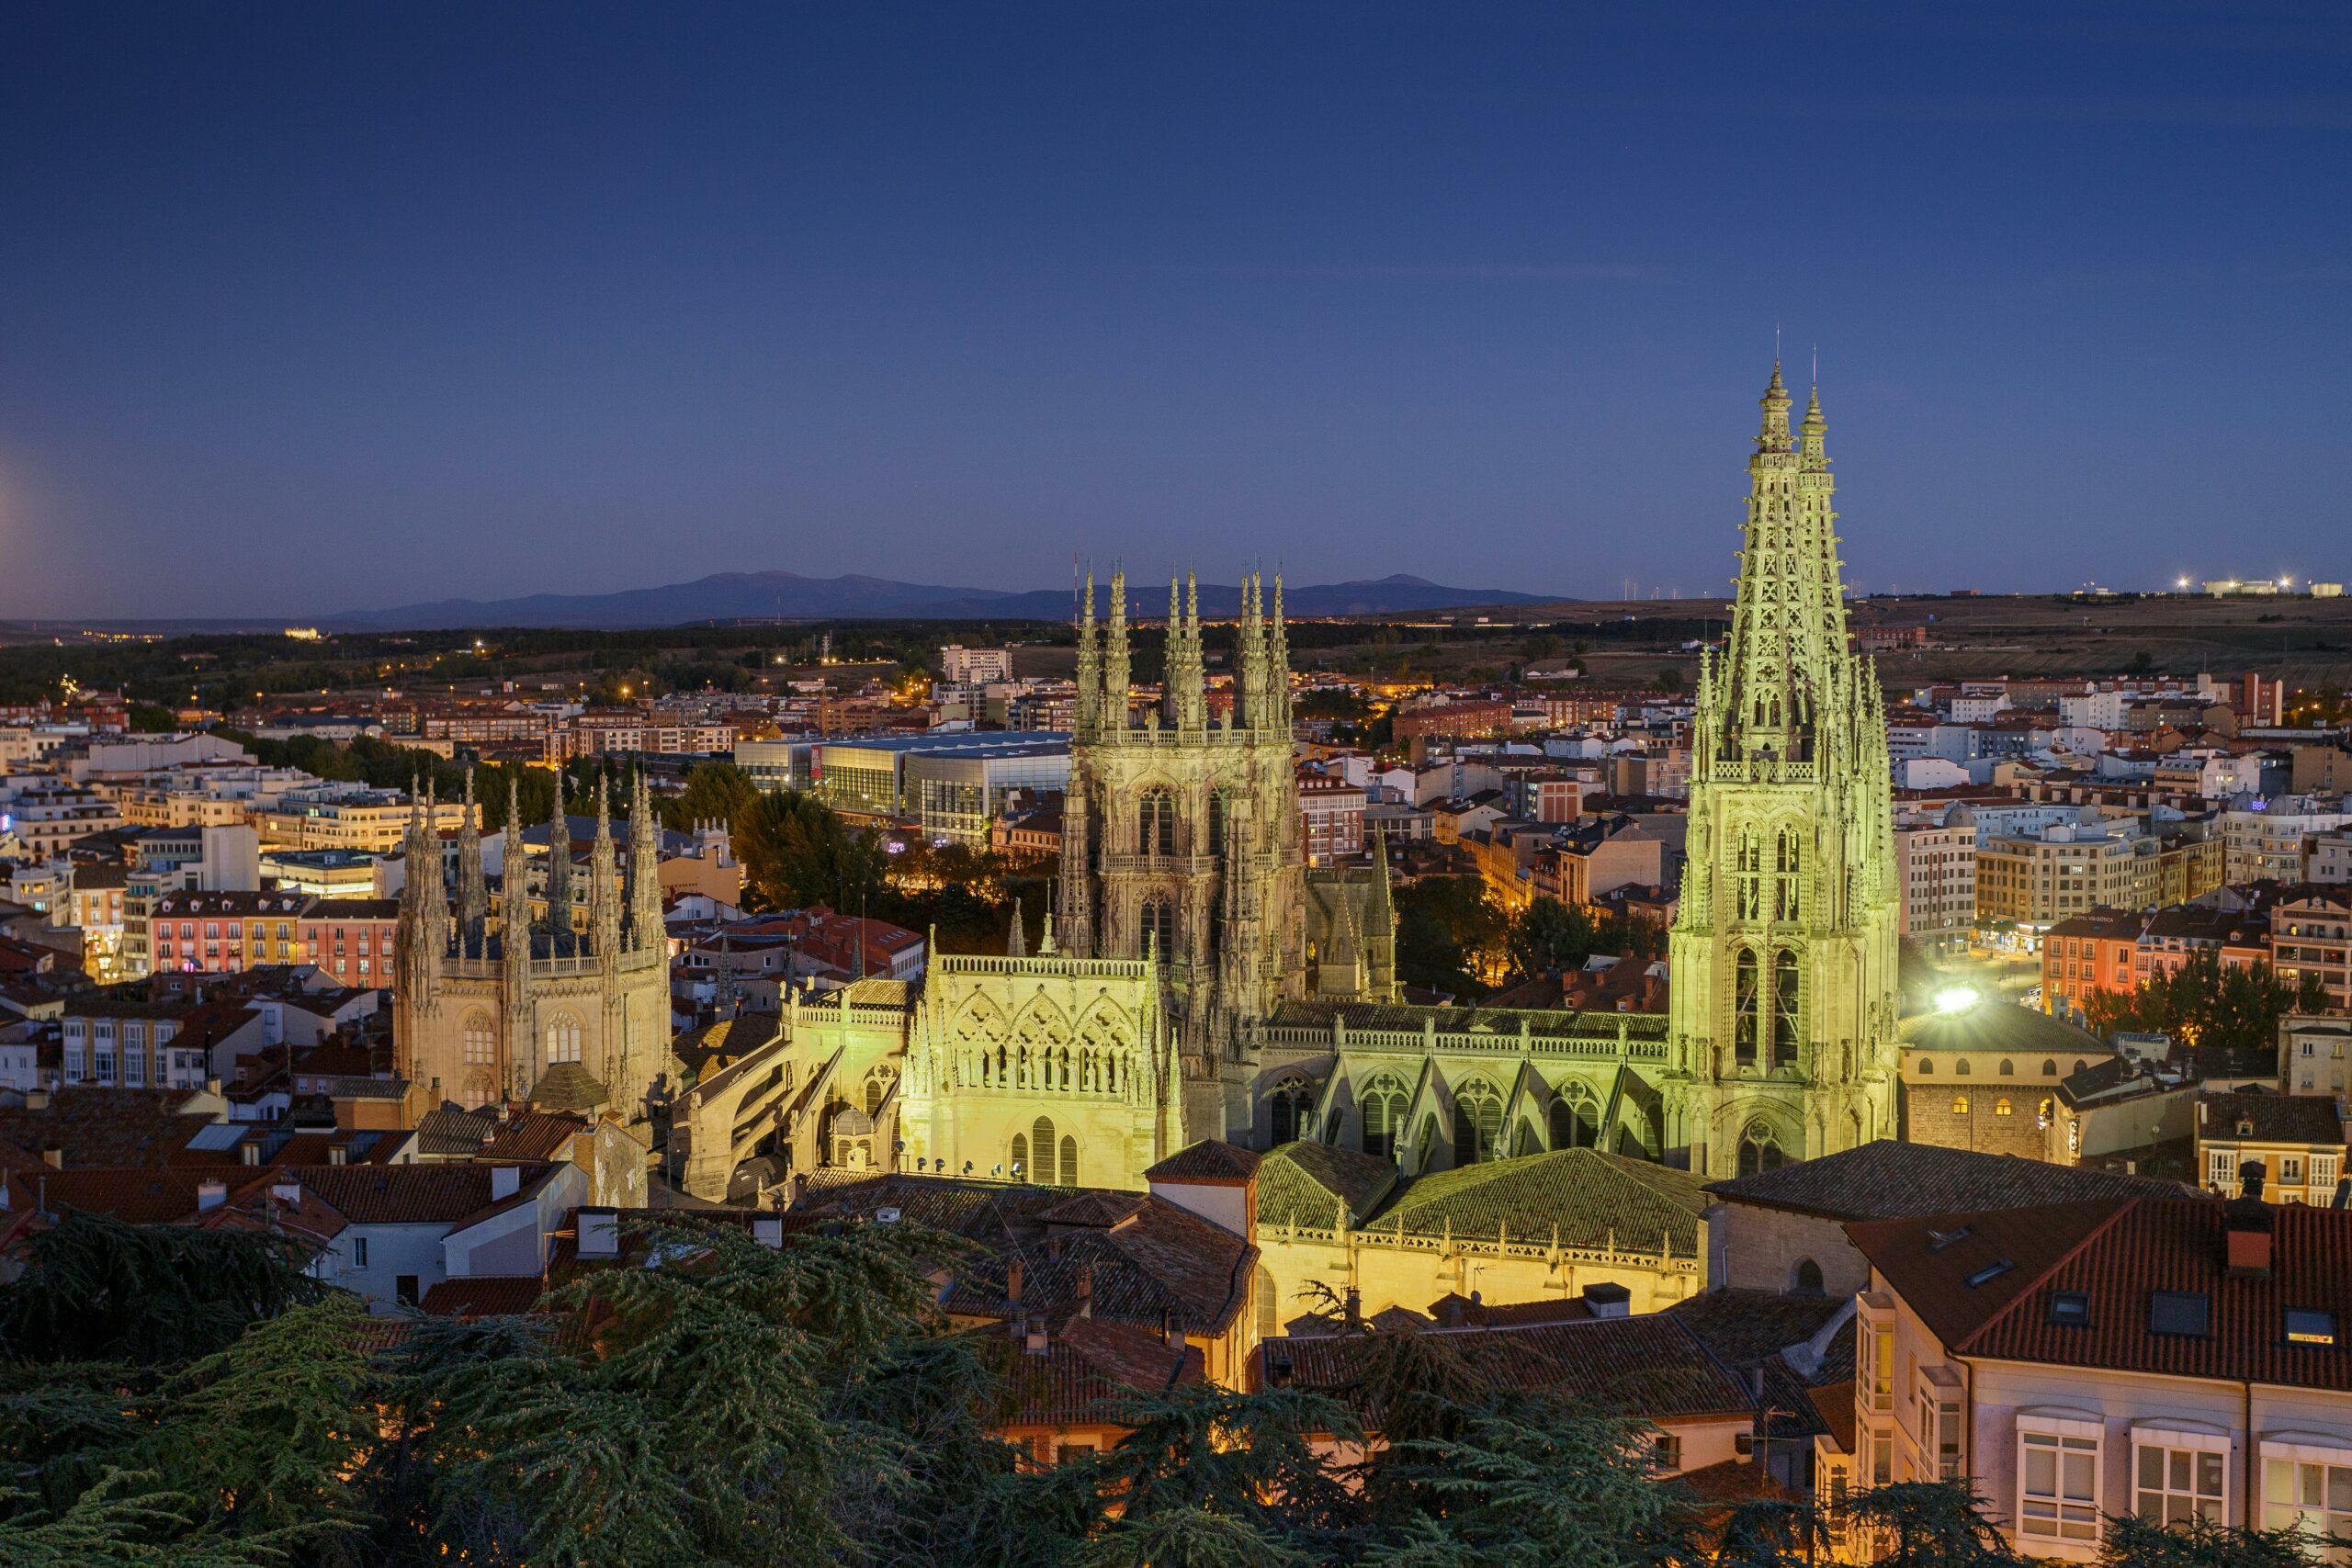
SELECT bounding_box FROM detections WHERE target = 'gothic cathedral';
[675,363,1900,1200]
[1664,364,1901,1176]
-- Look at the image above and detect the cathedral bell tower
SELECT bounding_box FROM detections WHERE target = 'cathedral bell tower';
[1666,364,1900,1177]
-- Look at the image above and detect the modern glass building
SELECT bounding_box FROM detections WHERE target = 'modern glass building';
[801,731,1070,844]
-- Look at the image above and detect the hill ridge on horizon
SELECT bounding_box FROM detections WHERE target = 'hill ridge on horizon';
[327,569,1563,630]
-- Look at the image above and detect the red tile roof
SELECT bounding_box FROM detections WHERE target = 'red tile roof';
[1144,1140,1261,1183]
[1849,1196,2352,1392]
[419,1275,548,1318]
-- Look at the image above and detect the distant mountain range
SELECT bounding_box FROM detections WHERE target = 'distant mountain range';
[329,571,1560,630]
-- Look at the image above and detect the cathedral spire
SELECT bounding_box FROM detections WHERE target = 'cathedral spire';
[544,784,573,937]
[1006,896,1025,958]
[456,767,487,950]
[1103,570,1130,737]
[1712,361,1849,765]
[1075,572,1100,741]
[627,768,663,947]
[501,773,529,950]
[588,771,618,956]
[1269,572,1292,731]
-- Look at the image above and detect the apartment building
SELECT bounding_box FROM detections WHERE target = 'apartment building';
[2223,798,2352,886]
[2269,886,2352,1014]
[1838,1186,2352,1563]
[2041,910,2143,1019]
[1975,822,2141,933]
[259,789,472,854]
[2196,1089,2346,1204]
[1298,773,1367,865]
[1895,807,1977,950]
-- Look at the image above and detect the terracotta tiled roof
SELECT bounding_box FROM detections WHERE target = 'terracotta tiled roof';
[1257,1140,1397,1230]
[1808,1380,1856,1454]
[1705,1138,2192,1221]
[1144,1140,1261,1183]
[1664,1289,1851,1372]
[1855,1196,2352,1393]
[0,1089,220,1168]
[2199,1089,2348,1148]
[966,1315,1203,1425]
[419,1275,548,1318]
[795,1173,1257,1337]
[1367,1149,1708,1258]
[414,1103,498,1156]
[277,1162,556,1227]
[482,1111,588,1162]
[1261,1314,1755,1424]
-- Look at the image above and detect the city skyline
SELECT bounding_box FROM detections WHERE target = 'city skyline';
[2,4,2346,618]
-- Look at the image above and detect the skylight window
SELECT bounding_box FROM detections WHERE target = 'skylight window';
[2149,1291,2211,1337]
[1927,1225,1973,1252]
[2050,1292,2091,1326]
[1964,1259,2015,1289]
[2287,1309,2339,1347]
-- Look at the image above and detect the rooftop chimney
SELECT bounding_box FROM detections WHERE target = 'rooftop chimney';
[1024,1318,1049,1357]
[1582,1281,1634,1319]
[40,1147,62,1170]
[1343,1285,1362,1329]
[2226,1161,2275,1278]
[197,1179,227,1212]
[1005,1258,1023,1306]
[1076,1261,1093,1318]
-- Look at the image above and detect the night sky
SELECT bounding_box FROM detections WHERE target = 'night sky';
[3,3,2346,619]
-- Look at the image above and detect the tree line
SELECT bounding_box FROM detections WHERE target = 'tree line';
[0,1211,2310,1567]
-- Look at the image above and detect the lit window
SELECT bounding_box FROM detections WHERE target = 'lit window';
[2021,1430,2101,1542]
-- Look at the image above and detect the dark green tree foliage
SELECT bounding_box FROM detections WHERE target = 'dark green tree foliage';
[1394,877,1509,997]
[2083,948,2328,1058]
[1502,897,1665,984]
[0,1212,327,1365]
[2097,1513,2318,1567]
[3,1198,2086,1567]
[662,760,763,840]
[736,787,889,912]
[1844,1481,2023,1568]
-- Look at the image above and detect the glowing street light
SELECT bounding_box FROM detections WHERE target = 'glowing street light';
[1934,985,1980,1015]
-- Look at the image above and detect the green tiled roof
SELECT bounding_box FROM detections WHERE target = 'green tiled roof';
[1259,1141,1398,1230]
[1363,1150,1707,1258]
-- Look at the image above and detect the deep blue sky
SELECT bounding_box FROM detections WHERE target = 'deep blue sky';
[3,3,2347,618]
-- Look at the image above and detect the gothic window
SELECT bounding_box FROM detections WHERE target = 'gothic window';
[1998,1058,2015,1077]
[1736,829,1763,921]
[1736,1122,1785,1177]
[1360,1073,1408,1159]
[1139,787,1178,857]
[1452,1079,1504,1165]
[1734,949,1759,1066]
[1775,827,1802,921]
[1256,1264,1279,1340]
[1207,788,1229,852]
[863,1065,897,1116]
[1549,1092,1598,1150]
[1268,1078,1316,1145]
[546,1013,582,1065]
[2041,1060,2058,1077]
[1012,1133,1029,1179]
[462,1011,494,1066]
[1771,950,1800,1068]
[1955,1058,1971,1076]
[1059,1135,1079,1188]
[1142,897,1176,963]
[1033,1117,1058,1184]
[1793,1258,1825,1296]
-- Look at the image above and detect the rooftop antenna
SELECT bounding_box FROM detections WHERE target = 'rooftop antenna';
[1812,343,1818,386]
[1774,323,1781,363]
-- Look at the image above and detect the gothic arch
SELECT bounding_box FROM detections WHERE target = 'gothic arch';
[1548,1085,1600,1149]
[545,1010,583,1066]
[1137,784,1179,856]
[1452,1077,1505,1165]
[1359,1071,1410,1159]
[1266,1076,1317,1145]
[1736,1116,1788,1177]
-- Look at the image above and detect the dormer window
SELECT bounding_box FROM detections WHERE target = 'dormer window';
[2287,1309,2338,1347]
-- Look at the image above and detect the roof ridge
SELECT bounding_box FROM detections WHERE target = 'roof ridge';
[1951,1195,2144,1356]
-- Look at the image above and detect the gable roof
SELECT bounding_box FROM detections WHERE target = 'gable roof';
[1257,1140,1398,1230]
[963,1315,1203,1425]
[1367,1149,1708,1258]
[2199,1089,2349,1149]
[1849,1196,2352,1392]
[1144,1140,1261,1183]
[1705,1138,2191,1221]
[1262,1314,1755,1425]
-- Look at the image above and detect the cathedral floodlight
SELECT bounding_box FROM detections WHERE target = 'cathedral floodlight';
[1935,986,1982,1015]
